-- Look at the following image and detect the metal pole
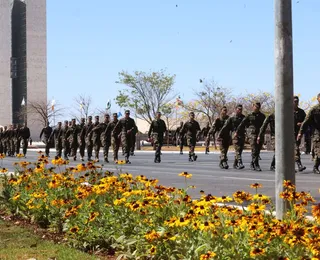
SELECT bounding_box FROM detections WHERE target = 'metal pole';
[274,0,295,220]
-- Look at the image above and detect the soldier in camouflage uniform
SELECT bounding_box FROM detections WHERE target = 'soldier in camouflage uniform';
[68,119,79,161]
[0,128,3,154]
[293,96,307,172]
[236,102,266,171]
[180,112,201,162]
[200,122,211,154]
[78,118,86,161]
[105,113,120,162]
[7,125,14,156]
[113,110,137,164]
[219,104,246,169]
[2,126,8,155]
[298,93,320,174]
[91,116,102,161]
[175,122,184,154]
[40,121,53,157]
[130,126,137,156]
[148,112,167,163]
[62,120,70,160]
[99,114,111,162]
[85,116,94,161]
[49,122,63,158]
[209,106,230,169]
[13,124,20,155]
[258,113,275,171]
[19,122,30,157]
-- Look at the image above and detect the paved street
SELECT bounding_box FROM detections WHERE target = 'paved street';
[2,149,320,202]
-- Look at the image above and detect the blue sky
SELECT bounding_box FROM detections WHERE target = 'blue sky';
[47,0,320,115]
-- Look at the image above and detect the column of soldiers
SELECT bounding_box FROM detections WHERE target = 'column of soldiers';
[0,123,30,157]
[170,94,320,174]
[43,110,138,164]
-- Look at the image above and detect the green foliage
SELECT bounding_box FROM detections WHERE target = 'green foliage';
[115,70,176,124]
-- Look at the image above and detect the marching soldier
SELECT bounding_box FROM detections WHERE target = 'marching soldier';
[113,110,137,164]
[105,113,120,162]
[2,126,8,155]
[49,122,63,158]
[0,128,3,154]
[258,113,275,171]
[62,120,70,160]
[175,122,184,154]
[100,114,111,162]
[19,122,30,157]
[148,112,167,163]
[200,122,211,154]
[298,93,320,174]
[78,118,86,161]
[39,121,53,157]
[85,116,94,161]
[180,112,201,162]
[91,116,102,162]
[293,96,307,172]
[209,106,230,169]
[236,102,266,171]
[219,104,246,169]
[68,119,79,161]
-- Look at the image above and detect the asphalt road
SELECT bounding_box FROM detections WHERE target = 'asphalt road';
[2,149,320,203]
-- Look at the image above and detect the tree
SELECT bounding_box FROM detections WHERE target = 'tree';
[161,103,177,130]
[236,91,275,115]
[115,70,176,124]
[183,80,233,125]
[17,100,64,127]
[70,94,94,123]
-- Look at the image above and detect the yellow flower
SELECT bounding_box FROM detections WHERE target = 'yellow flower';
[200,251,216,260]
[0,168,8,173]
[218,196,233,203]
[145,230,160,241]
[250,248,265,257]
[0,153,5,159]
[149,245,156,255]
[16,153,24,158]
[88,212,99,222]
[13,192,20,201]
[116,160,126,165]
[250,183,262,189]
[76,163,87,172]
[69,226,80,233]
[178,172,192,178]
[247,203,266,213]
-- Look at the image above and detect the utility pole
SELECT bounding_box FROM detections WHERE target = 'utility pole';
[274,0,295,219]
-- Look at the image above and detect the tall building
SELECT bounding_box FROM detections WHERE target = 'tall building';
[0,0,47,140]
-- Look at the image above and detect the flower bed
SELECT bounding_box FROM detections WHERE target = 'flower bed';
[1,153,320,259]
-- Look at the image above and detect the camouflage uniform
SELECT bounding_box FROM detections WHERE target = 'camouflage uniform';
[67,120,79,160]
[19,125,30,156]
[78,119,86,161]
[0,128,3,154]
[7,126,14,156]
[148,117,167,163]
[174,123,184,154]
[299,103,320,174]
[259,113,275,170]
[236,110,266,171]
[294,107,307,171]
[2,126,8,155]
[62,122,70,160]
[304,125,312,154]
[40,125,53,157]
[13,125,20,155]
[49,123,63,158]
[99,116,110,162]
[180,117,201,162]
[113,111,137,163]
[200,123,211,154]
[220,113,246,169]
[209,115,230,169]
[85,117,94,161]
[91,117,102,161]
[105,117,120,162]
[130,127,137,156]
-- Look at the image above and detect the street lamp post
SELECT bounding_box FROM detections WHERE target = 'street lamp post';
[21,97,26,124]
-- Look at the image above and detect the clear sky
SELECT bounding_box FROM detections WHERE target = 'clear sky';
[47,0,320,116]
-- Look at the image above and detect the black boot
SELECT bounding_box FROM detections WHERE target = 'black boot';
[193,153,197,161]
[189,154,193,162]
[254,160,262,171]
[233,159,238,169]
[250,161,255,170]
[223,160,229,169]
[270,155,275,171]
[238,159,245,169]
[104,157,109,163]
[125,157,131,164]
[313,159,320,174]
[296,160,306,172]
[219,160,224,169]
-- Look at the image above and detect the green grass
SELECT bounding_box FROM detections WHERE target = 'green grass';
[0,219,104,260]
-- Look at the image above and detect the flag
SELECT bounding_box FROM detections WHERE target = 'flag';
[118,112,122,117]
[21,97,25,106]
[51,99,55,111]
[106,100,111,110]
